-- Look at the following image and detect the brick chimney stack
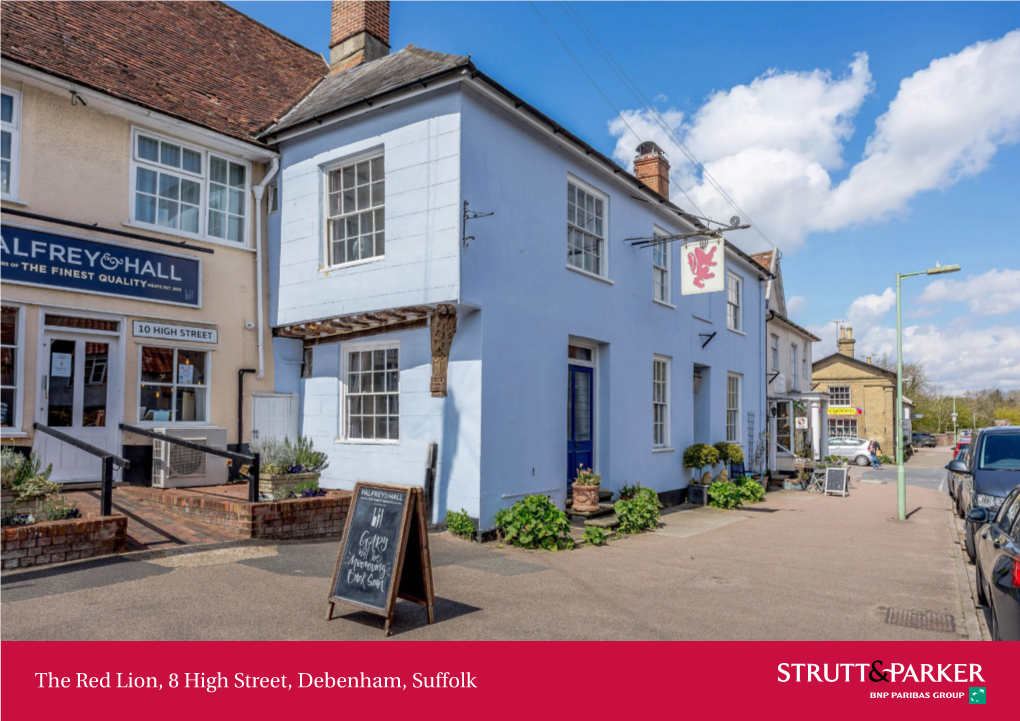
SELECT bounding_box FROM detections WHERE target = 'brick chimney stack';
[837,325,856,358]
[330,1,390,71]
[634,141,670,199]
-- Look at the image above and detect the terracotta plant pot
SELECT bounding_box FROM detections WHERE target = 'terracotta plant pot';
[571,483,601,512]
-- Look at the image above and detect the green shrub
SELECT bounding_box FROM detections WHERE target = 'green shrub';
[683,444,720,482]
[40,497,82,521]
[713,442,744,465]
[445,509,476,539]
[13,475,60,502]
[1,448,54,497]
[495,495,573,550]
[707,481,743,510]
[582,526,607,546]
[250,435,329,475]
[735,476,765,503]
[615,487,662,534]
[878,454,894,465]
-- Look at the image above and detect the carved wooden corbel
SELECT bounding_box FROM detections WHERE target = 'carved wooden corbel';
[430,304,457,397]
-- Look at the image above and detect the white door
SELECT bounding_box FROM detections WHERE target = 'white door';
[36,331,120,482]
[252,393,297,444]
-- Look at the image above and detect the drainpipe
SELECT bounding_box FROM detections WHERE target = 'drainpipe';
[238,368,256,452]
[252,157,280,380]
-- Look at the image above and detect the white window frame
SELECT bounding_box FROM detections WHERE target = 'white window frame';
[790,343,799,391]
[653,355,670,449]
[128,127,252,247]
[339,339,400,445]
[652,227,672,306]
[828,418,858,438]
[1,86,22,202]
[567,175,609,280]
[802,350,809,380]
[726,373,742,444]
[322,150,386,270]
[726,272,742,332]
[770,334,780,371]
[268,183,279,215]
[1,304,26,435]
[775,399,793,454]
[137,344,212,426]
[829,385,851,407]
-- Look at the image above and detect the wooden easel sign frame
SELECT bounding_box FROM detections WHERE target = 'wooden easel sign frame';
[327,482,435,636]
[824,467,849,497]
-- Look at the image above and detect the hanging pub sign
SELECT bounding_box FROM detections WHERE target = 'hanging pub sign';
[1,225,201,307]
[327,482,435,636]
[680,237,725,295]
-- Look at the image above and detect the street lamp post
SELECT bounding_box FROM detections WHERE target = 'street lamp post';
[895,262,961,521]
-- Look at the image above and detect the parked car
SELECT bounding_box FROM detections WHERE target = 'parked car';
[948,426,1020,561]
[827,437,874,467]
[949,445,971,509]
[912,433,937,448]
[967,485,1020,641]
[953,439,971,460]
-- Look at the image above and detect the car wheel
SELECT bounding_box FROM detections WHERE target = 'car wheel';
[956,495,965,519]
[855,455,870,467]
[975,559,987,605]
[964,522,976,562]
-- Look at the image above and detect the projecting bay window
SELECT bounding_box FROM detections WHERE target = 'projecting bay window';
[344,343,399,442]
[326,154,385,267]
[139,346,209,424]
[130,128,249,244]
[653,356,670,448]
[1,87,21,200]
[567,179,606,277]
[726,373,742,444]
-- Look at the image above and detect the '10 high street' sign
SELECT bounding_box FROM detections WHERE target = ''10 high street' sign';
[1,225,201,307]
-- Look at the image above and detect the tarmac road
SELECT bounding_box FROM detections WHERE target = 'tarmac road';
[855,446,954,492]
[1,477,980,642]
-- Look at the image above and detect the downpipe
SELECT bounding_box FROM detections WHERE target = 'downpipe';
[252,156,280,381]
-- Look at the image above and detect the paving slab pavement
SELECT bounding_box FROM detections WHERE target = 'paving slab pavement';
[1,480,977,641]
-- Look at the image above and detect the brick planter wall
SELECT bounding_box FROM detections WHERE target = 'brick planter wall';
[120,487,351,541]
[1,516,127,570]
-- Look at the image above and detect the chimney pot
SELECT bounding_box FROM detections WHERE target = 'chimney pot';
[330,1,390,70]
[837,326,856,358]
[634,141,670,199]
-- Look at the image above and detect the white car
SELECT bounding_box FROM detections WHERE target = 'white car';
[828,437,874,466]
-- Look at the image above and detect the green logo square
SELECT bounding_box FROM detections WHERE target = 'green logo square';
[968,687,986,704]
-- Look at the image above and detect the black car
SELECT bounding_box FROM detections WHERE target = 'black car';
[912,432,937,447]
[968,486,1020,641]
[947,426,1020,561]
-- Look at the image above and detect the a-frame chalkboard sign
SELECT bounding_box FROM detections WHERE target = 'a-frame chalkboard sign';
[824,467,849,497]
[327,482,435,636]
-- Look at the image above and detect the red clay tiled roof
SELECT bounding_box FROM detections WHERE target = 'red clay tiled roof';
[1,1,326,145]
[751,250,774,271]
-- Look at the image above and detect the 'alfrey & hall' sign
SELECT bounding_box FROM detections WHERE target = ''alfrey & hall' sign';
[1,225,201,307]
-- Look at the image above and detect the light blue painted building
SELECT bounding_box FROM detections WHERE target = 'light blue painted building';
[262,38,769,530]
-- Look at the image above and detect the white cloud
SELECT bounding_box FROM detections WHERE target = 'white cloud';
[654,93,669,103]
[813,290,1020,394]
[847,287,896,326]
[786,295,807,318]
[915,268,1020,316]
[608,30,1020,251]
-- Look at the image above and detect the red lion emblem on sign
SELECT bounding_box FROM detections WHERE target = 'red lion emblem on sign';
[686,245,717,289]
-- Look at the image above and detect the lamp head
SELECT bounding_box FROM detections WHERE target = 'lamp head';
[927,262,961,276]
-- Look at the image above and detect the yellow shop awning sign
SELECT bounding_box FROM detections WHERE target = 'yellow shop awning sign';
[828,407,863,416]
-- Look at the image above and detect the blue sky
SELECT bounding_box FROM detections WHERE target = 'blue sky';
[231,2,1020,392]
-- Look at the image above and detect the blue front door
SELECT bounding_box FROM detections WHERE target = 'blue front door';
[568,365,594,488]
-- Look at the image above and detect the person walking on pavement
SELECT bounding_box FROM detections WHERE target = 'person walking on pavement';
[871,441,883,469]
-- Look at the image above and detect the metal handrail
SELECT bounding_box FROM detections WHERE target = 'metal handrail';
[33,422,129,516]
[119,423,261,502]
[33,423,131,468]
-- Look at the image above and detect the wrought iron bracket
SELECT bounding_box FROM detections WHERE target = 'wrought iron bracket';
[462,200,494,248]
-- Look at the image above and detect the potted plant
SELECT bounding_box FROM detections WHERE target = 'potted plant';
[572,466,602,512]
[1,448,58,517]
[714,441,744,476]
[618,481,642,501]
[249,436,329,499]
[683,443,719,506]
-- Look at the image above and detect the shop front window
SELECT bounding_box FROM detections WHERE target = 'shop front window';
[139,346,208,423]
[1,306,21,429]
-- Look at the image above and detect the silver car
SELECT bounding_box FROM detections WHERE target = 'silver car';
[828,437,874,466]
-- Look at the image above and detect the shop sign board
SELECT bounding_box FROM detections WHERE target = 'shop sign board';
[1,225,201,307]
[133,321,217,344]
[680,237,725,295]
[828,407,863,416]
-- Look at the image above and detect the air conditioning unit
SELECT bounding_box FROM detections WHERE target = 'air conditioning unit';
[151,427,229,489]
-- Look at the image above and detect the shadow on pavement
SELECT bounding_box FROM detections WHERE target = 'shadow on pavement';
[332,597,482,636]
